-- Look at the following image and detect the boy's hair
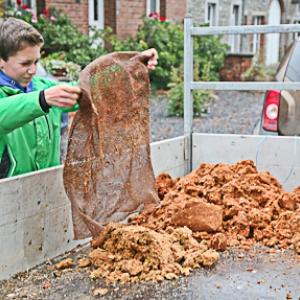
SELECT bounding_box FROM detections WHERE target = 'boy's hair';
[0,17,44,61]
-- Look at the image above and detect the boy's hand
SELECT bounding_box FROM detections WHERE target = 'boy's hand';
[44,85,82,108]
[141,48,158,71]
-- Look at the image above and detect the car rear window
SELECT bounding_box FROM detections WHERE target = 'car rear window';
[285,41,300,81]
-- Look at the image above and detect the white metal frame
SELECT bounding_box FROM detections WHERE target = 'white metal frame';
[184,19,300,173]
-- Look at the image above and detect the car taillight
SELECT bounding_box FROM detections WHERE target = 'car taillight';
[262,90,280,132]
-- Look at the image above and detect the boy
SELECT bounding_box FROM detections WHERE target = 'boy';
[0,17,158,179]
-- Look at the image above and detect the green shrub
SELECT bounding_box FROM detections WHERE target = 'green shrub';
[108,16,228,91]
[167,61,218,117]
[0,0,4,17]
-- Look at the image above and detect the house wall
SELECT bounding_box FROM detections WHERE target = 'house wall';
[164,0,186,24]
[45,0,89,34]
[105,0,117,36]
[114,0,186,41]
[115,0,146,40]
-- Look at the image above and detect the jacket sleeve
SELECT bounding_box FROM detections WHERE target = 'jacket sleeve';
[0,90,46,137]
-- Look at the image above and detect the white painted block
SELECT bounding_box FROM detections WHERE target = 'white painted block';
[192,133,300,192]
[151,136,186,179]
[0,138,186,280]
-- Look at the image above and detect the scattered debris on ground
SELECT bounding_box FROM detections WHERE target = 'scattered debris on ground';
[1,160,300,299]
[88,160,300,284]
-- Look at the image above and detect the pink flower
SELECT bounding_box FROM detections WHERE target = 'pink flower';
[27,9,38,22]
[50,16,56,21]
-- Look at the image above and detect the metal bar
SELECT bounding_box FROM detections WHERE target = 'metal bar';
[184,18,193,175]
[191,24,300,36]
[190,81,300,91]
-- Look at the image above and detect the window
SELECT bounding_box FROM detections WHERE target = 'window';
[147,0,160,15]
[5,0,36,11]
[206,3,216,26]
[253,16,263,54]
[230,5,240,52]
[21,0,31,6]
[297,4,300,15]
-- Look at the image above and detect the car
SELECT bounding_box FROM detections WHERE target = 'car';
[253,37,300,136]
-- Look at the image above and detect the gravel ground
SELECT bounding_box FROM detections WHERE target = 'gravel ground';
[0,90,265,300]
[150,90,264,142]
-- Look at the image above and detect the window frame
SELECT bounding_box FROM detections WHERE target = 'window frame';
[6,0,37,12]
[147,0,160,16]
[292,18,300,40]
[229,3,241,53]
[253,15,263,54]
[205,0,218,26]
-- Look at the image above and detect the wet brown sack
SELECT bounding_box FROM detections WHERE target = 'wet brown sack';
[63,52,161,240]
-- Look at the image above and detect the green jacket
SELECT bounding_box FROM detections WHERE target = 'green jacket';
[0,76,78,178]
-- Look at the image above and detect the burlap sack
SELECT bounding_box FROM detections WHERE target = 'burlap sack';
[63,52,161,239]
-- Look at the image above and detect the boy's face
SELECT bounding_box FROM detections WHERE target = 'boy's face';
[0,44,41,88]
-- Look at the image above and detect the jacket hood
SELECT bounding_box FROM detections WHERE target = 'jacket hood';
[0,70,33,92]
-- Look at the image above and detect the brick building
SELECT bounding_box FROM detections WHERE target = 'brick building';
[17,0,186,39]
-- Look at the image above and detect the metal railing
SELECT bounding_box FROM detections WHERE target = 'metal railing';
[184,18,300,173]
